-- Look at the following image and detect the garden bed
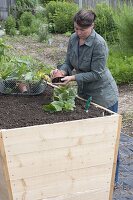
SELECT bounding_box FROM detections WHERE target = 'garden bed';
[0,84,122,200]
[0,85,111,129]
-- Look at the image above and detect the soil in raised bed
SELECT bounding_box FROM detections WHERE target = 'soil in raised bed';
[0,85,111,129]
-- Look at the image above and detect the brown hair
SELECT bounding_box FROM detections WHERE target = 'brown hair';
[73,9,96,28]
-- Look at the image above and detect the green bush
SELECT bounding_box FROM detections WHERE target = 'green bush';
[19,11,34,27]
[18,11,48,36]
[108,46,133,84]
[34,6,47,20]
[95,3,118,43]
[114,4,133,55]
[11,0,37,20]
[45,1,78,33]
[31,18,43,34]
[19,12,36,35]
[4,15,16,36]
[19,25,31,36]
[37,24,49,42]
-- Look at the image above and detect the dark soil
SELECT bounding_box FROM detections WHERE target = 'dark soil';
[0,85,111,129]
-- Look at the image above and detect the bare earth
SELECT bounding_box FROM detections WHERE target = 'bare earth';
[5,34,133,136]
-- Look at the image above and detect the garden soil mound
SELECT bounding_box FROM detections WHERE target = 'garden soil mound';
[0,85,111,129]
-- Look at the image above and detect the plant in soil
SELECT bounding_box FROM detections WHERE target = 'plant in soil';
[0,85,111,130]
[0,38,53,94]
[43,85,77,112]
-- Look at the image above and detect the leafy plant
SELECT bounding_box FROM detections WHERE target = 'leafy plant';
[43,85,77,112]
[108,45,133,84]
[95,3,118,43]
[0,38,9,61]
[4,15,16,36]
[45,1,78,33]
[114,3,133,54]
[11,0,37,20]
[38,24,49,42]
[19,11,36,35]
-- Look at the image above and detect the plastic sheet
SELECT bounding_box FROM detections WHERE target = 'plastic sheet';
[113,133,133,200]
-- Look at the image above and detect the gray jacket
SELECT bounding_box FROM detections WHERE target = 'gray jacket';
[60,30,118,108]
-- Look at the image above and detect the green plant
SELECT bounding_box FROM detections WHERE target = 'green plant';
[19,11,34,27]
[114,3,133,54]
[4,15,16,36]
[43,85,77,112]
[95,3,118,43]
[19,11,37,35]
[10,0,37,20]
[37,24,49,42]
[0,38,10,61]
[108,45,133,84]
[45,1,78,33]
[34,5,47,20]
[64,31,72,37]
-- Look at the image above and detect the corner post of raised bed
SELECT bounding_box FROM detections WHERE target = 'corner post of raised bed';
[109,114,122,200]
[0,131,13,200]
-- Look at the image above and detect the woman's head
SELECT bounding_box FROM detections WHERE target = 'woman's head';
[74,9,96,28]
[73,10,96,39]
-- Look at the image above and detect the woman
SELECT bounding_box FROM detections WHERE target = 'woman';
[51,9,119,112]
[51,10,119,185]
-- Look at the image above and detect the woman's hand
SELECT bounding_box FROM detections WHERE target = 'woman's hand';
[54,75,75,86]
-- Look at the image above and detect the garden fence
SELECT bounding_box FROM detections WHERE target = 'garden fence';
[0,0,15,20]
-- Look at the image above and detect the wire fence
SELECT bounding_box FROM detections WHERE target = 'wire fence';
[0,79,47,96]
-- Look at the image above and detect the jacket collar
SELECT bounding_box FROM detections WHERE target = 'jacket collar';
[84,29,96,47]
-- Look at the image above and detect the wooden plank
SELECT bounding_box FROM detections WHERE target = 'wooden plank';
[7,140,115,167]
[0,132,13,200]
[7,141,114,180]
[12,175,111,200]
[0,132,9,200]
[11,164,111,193]
[51,189,110,200]
[2,115,119,146]
[0,113,121,200]
[13,189,110,200]
[4,131,116,156]
[109,115,122,199]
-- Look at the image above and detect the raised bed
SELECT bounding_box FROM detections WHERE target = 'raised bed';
[0,84,122,200]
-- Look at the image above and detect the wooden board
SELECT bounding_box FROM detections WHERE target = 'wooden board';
[0,114,122,200]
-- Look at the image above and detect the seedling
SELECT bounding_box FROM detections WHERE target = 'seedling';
[43,85,77,112]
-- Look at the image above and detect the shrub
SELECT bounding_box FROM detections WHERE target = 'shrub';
[45,1,78,33]
[34,6,47,20]
[95,3,118,43]
[37,24,49,42]
[19,11,34,27]
[19,26,31,36]
[114,4,133,55]
[19,12,36,35]
[31,18,43,34]
[108,45,133,84]
[10,0,37,20]
[4,15,16,36]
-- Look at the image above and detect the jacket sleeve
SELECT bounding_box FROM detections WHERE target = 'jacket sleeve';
[59,38,74,75]
[75,42,108,83]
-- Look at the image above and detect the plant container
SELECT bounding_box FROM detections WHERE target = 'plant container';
[0,96,122,200]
